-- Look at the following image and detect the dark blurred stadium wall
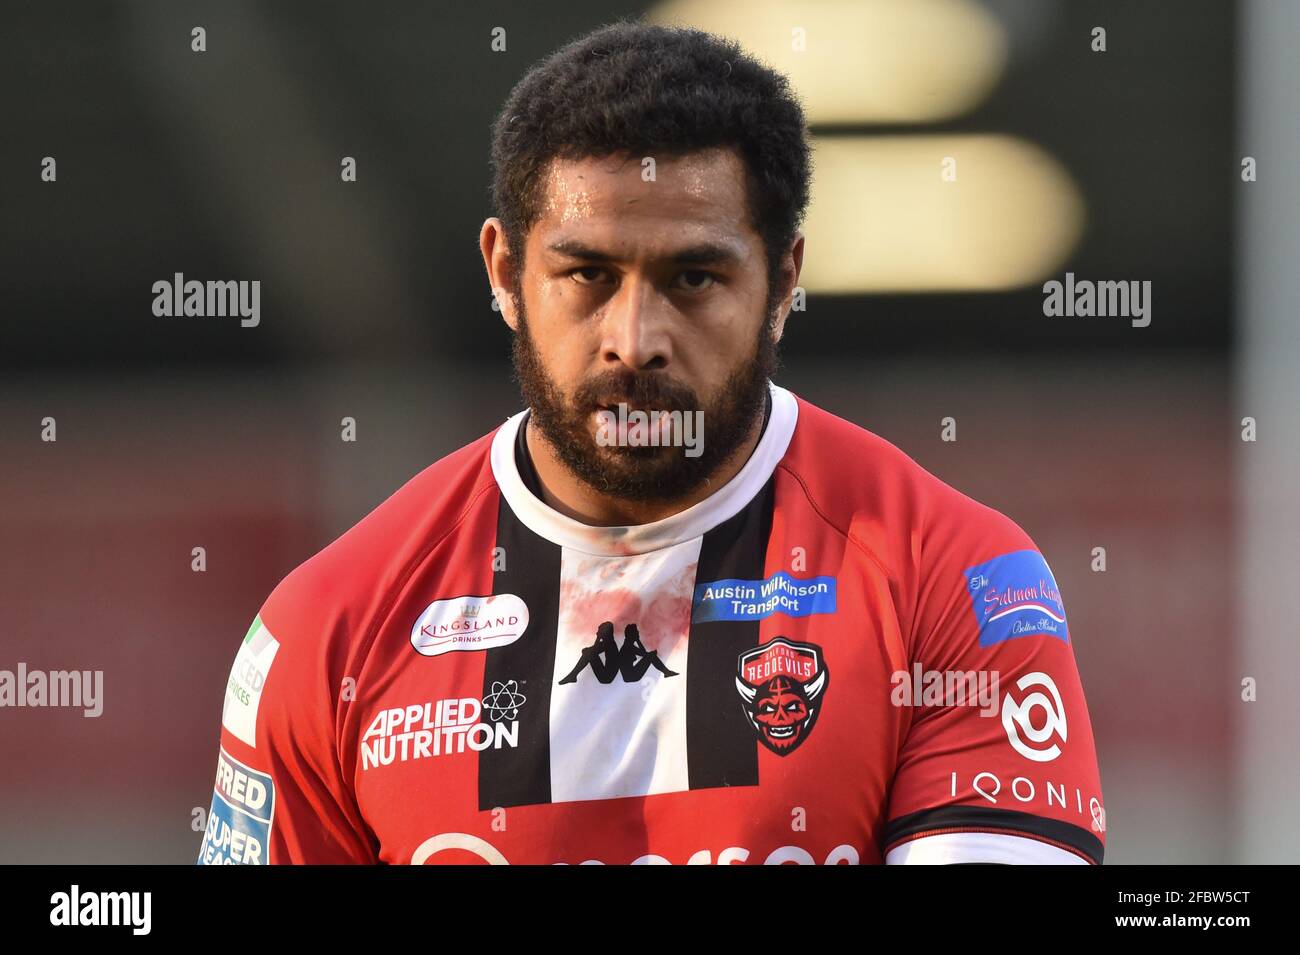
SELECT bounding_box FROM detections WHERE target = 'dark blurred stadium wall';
[0,0,1264,862]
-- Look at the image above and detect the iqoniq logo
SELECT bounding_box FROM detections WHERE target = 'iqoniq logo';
[1001,671,1067,762]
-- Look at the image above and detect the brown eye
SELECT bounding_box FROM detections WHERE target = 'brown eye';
[571,266,607,285]
[675,270,717,292]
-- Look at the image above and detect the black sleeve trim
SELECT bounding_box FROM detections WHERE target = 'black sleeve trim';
[883,805,1104,865]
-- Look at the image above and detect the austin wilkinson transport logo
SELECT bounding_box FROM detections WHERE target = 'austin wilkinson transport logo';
[410,594,529,657]
[735,637,829,756]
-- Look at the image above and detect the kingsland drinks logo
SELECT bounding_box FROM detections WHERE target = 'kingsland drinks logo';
[410,594,529,657]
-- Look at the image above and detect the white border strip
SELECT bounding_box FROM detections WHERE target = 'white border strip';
[886,831,1090,865]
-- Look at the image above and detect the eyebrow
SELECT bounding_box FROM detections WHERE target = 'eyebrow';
[544,238,744,268]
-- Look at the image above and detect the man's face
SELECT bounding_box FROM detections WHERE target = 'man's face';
[505,148,786,504]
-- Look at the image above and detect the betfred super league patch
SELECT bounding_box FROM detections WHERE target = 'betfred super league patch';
[197,747,275,865]
[963,549,1069,647]
[735,638,829,756]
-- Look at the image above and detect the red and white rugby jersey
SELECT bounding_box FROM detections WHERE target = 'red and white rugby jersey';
[198,382,1105,866]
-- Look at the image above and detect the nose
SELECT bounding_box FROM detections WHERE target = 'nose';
[599,276,670,372]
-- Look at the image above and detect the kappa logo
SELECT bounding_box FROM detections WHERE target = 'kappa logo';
[558,621,678,685]
[735,637,828,756]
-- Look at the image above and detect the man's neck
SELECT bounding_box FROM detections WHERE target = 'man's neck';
[523,397,770,527]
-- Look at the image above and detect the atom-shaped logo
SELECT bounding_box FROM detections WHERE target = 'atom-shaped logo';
[482,679,527,721]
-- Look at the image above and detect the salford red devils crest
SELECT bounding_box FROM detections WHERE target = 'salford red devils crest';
[735,638,828,756]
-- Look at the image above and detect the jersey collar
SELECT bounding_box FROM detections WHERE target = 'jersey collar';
[490,381,798,556]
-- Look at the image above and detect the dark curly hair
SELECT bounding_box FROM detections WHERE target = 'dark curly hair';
[489,20,813,303]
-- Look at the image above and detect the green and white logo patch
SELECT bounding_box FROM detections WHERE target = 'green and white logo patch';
[221,616,280,747]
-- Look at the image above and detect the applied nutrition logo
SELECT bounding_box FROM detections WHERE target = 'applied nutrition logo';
[360,684,527,771]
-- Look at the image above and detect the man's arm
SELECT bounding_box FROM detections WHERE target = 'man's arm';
[197,580,378,864]
[884,511,1106,865]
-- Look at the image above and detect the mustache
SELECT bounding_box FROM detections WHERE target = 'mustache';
[572,372,699,413]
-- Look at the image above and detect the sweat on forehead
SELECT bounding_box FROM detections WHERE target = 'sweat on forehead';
[532,149,752,232]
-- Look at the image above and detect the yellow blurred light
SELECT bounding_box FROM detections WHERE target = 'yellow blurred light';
[799,135,1085,293]
[648,0,1007,124]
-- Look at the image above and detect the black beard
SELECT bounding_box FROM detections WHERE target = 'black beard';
[509,292,778,507]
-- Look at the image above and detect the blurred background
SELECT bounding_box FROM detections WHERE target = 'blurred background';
[1,0,1295,863]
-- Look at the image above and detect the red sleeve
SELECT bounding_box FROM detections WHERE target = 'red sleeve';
[884,502,1105,865]
[197,571,378,864]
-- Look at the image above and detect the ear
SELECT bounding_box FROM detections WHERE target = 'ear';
[480,217,521,331]
[769,232,805,343]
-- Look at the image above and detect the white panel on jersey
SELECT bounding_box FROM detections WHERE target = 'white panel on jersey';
[549,538,702,803]
[885,831,1090,865]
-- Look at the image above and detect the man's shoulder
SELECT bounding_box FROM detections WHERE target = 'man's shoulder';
[780,393,1035,568]
[258,426,502,643]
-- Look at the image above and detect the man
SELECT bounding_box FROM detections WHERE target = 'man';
[199,21,1104,865]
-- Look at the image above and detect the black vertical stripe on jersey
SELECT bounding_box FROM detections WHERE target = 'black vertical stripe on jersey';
[685,476,776,791]
[478,496,562,811]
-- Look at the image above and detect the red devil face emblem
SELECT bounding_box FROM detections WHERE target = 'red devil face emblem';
[735,638,828,756]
